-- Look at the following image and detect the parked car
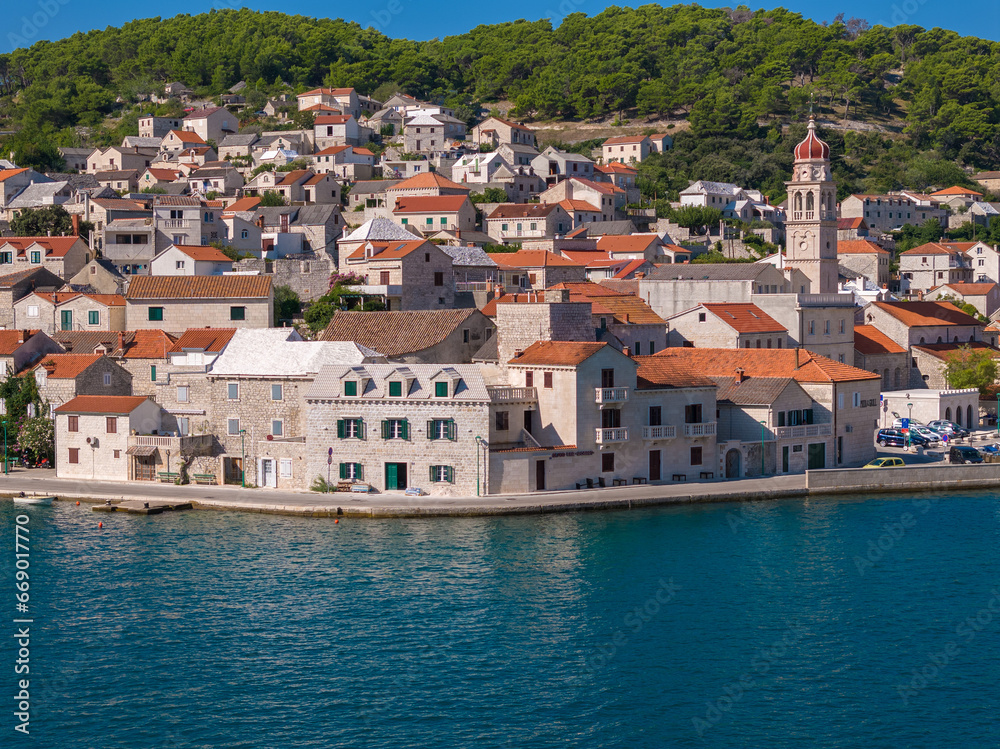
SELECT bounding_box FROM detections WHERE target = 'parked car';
[909,425,945,443]
[927,420,970,438]
[864,457,905,468]
[876,428,931,448]
[949,445,984,464]
[980,443,1000,455]
[892,417,926,429]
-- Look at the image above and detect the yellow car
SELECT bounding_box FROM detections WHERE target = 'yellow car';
[864,457,905,468]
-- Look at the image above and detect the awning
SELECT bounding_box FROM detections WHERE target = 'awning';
[126,445,157,457]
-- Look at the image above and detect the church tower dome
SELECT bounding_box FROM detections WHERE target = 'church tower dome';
[794,117,831,161]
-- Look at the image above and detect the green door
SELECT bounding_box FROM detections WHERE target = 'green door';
[385,462,398,490]
[807,443,826,470]
[60,310,73,331]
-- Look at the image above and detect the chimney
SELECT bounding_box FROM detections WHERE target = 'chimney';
[117,331,124,353]
[623,345,631,357]
[794,348,801,370]
[735,367,746,383]
[514,349,524,358]
[84,192,91,221]
[635,271,645,279]
[71,214,80,236]
[917,290,924,301]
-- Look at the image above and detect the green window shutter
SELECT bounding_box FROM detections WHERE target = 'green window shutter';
[430,465,436,482]
[381,420,389,440]
[337,419,345,438]
[448,420,456,441]
[150,365,156,382]
[357,419,365,441]
[777,411,785,427]
[401,419,409,440]
[427,420,435,440]
[339,463,347,480]
[356,464,363,481]
[446,466,454,483]
[805,409,814,424]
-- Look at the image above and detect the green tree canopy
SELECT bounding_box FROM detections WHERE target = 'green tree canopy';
[943,345,999,394]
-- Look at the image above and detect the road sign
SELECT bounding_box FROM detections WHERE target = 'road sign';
[900,418,909,429]
[327,456,333,465]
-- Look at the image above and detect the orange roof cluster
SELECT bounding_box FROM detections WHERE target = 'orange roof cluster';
[930,186,983,197]
[701,303,786,333]
[0,330,40,356]
[490,250,583,269]
[854,325,906,355]
[34,354,104,379]
[508,341,609,366]
[870,301,982,328]
[170,245,233,262]
[167,129,207,144]
[168,328,237,354]
[126,275,272,300]
[654,348,880,383]
[388,172,469,192]
[0,236,82,258]
[633,356,716,390]
[393,195,469,213]
[838,240,889,256]
[54,395,151,415]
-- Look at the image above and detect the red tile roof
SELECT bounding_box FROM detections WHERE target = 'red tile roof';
[570,177,623,195]
[126,275,272,299]
[654,348,881,383]
[31,291,125,307]
[0,168,29,182]
[613,259,649,279]
[870,301,982,327]
[837,217,867,230]
[168,328,236,353]
[596,234,661,253]
[900,242,965,256]
[508,341,610,366]
[558,199,601,212]
[54,395,151,414]
[167,129,207,144]
[633,356,720,389]
[320,309,481,356]
[171,245,233,262]
[393,195,469,213]
[603,135,648,145]
[299,87,355,96]
[930,186,983,197]
[854,325,906,355]
[490,250,583,268]
[223,196,261,213]
[315,115,353,125]
[0,237,83,258]
[934,282,998,296]
[838,240,889,256]
[487,204,562,219]
[913,342,1000,361]
[701,303,786,333]
[146,168,182,181]
[0,330,40,356]
[34,354,104,379]
[346,240,429,261]
[388,172,469,192]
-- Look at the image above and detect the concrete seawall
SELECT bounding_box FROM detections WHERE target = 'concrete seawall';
[806,463,1000,495]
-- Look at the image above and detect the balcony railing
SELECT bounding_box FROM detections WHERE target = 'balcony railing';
[129,434,212,454]
[595,387,629,404]
[487,386,537,402]
[683,422,717,437]
[641,425,676,440]
[352,284,403,296]
[774,423,832,439]
[595,427,629,444]
[159,219,195,229]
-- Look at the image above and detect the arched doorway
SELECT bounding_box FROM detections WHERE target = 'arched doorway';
[968,405,975,430]
[956,408,963,427]
[725,449,742,479]
[946,407,952,422]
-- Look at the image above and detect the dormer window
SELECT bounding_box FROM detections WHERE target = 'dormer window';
[435,382,448,398]
[388,381,403,397]
[344,380,358,396]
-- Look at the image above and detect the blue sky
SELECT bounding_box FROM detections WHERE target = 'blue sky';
[3,1,998,54]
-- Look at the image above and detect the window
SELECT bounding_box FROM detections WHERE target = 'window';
[426,217,433,226]
[68,448,79,464]
[496,411,509,431]
[435,382,449,398]
[809,320,815,335]
[177,386,189,403]
[430,465,454,483]
[271,420,283,437]
[177,417,189,436]
[388,381,403,397]
[649,341,655,355]
[691,446,703,466]
[698,312,707,322]
[30,251,40,264]
[525,371,533,387]
[106,417,117,434]
[825,320,830,335]
[649,406,662,426]
[602,453,615,472]
[103,373,112,386]
[434,272,444,287]
[382,418,408,440]
[89,310,100,325]
[228,419,240,435]
[0,252,11,264]
[684,404,703,424]
[228,382,239,400]
[148,307,164,322]
[463,329,470,344]
[339,462,363,480]
[176,260,185,270]
[343,381,358,397]
[271,384,283,401]
[840,319,845,334]
[601,369,615,388]
[230,306,246,321]
[113,450,121,459]
[852,392,860,408]
[429,419,456,440]
[26,305,38,318]
[241,229,249,239]
[279,459,292,478]
[67,416,79,432]
[838,393,844,409]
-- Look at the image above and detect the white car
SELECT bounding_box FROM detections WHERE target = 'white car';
[908,425,944,443]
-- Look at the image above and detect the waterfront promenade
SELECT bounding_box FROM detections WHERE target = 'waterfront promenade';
[0,469,809,517]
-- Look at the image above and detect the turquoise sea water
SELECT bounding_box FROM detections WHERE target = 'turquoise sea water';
[2,493,999,748]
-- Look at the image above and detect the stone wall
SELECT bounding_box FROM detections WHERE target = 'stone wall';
[54,413,131,482]
[496,302,594,367]
[126,297,273,333]
[234,254,335,302]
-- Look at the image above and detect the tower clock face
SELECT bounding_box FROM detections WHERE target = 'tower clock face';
[798,240,809,251]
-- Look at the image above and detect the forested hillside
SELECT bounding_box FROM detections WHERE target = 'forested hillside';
[1,4,998,196]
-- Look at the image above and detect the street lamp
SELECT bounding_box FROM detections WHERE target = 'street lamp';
[2,418,7,475]
[240,429,246,488]
[906,402,913,451]
[475,435,483,496]
[760,420,767,475]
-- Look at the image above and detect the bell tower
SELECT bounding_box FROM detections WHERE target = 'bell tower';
[785,118,839,294]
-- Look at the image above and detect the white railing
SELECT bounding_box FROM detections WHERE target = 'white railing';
[595,387,629,404]
[159,219,194,229]
[352,284,403,296]
[131,435,173,447]
[683,422,717,437]
[775,424,832,439]
[487,386,537,402]
[595,427,629,443]
[641,425,676,440]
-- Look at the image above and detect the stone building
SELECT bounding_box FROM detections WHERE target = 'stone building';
[837,239,891,289]
[666,303,788,350]
[0,330,61,376]
[491,251,587,292]
[925,282,1000,319]
[125,276,273,332]
[853,325,909,391]
[14,291,126,335]
[320,309,494,363]
[341,239,455,310]
[31,353,133,412]
[51,330,178,397]
[898,242,973,296]
[0,236,91,281]
[0,267,64,327]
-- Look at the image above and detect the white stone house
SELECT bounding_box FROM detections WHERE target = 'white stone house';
[149,245,234,276]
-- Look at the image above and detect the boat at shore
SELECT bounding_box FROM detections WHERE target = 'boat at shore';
[12,495,55,505]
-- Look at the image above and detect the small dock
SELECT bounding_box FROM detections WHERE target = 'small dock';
[92,499,193,515]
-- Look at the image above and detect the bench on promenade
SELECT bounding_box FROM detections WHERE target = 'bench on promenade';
[158,472,179,483]
[193,473,216,485]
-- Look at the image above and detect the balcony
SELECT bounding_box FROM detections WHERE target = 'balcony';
[159,219,196,229]
[641,425,676,440]
[351,284,403,296]
[487,386,537,403]
[774,423,832,439]
[683,422,717,438]
[595,387,629,404]
[128,433,213,456]
[595,427,629,444]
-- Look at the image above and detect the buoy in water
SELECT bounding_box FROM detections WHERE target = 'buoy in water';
[76,501,80,506]
[98,521,103,528]
[334,519,339,524]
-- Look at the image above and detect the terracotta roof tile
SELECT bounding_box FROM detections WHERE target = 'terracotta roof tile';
[838,240,889,256]
[487,204,561,219]
[934,282,998,296]
[853,325,906,355]
[558,199,601,212]
[126,275,271,300]
[711,376,798,406]
[168,328,236,353]
[701,303,786,333]
[837,217,867,230]
[930,186,983,197]
[870,301,981,327]
[0,330,40,356]
[596,234,662,253]
[167,129,207,144]
[388,172,469,192]
[54,395,151,414]
[0,237,83,258]
[900,242,963,256]
[32,291,125,307]
[393,195,469,213]
[508,341,609,366]
[345,239,429,261]
[319,309,479,356]
[913,342,1000,361]
[171,245,233,262]
[633,356,715,389]
[0,168,29,182]
[490,250,583,268]
[33,354,104,379]
[223,196,261,213]
[654,348,880,383]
